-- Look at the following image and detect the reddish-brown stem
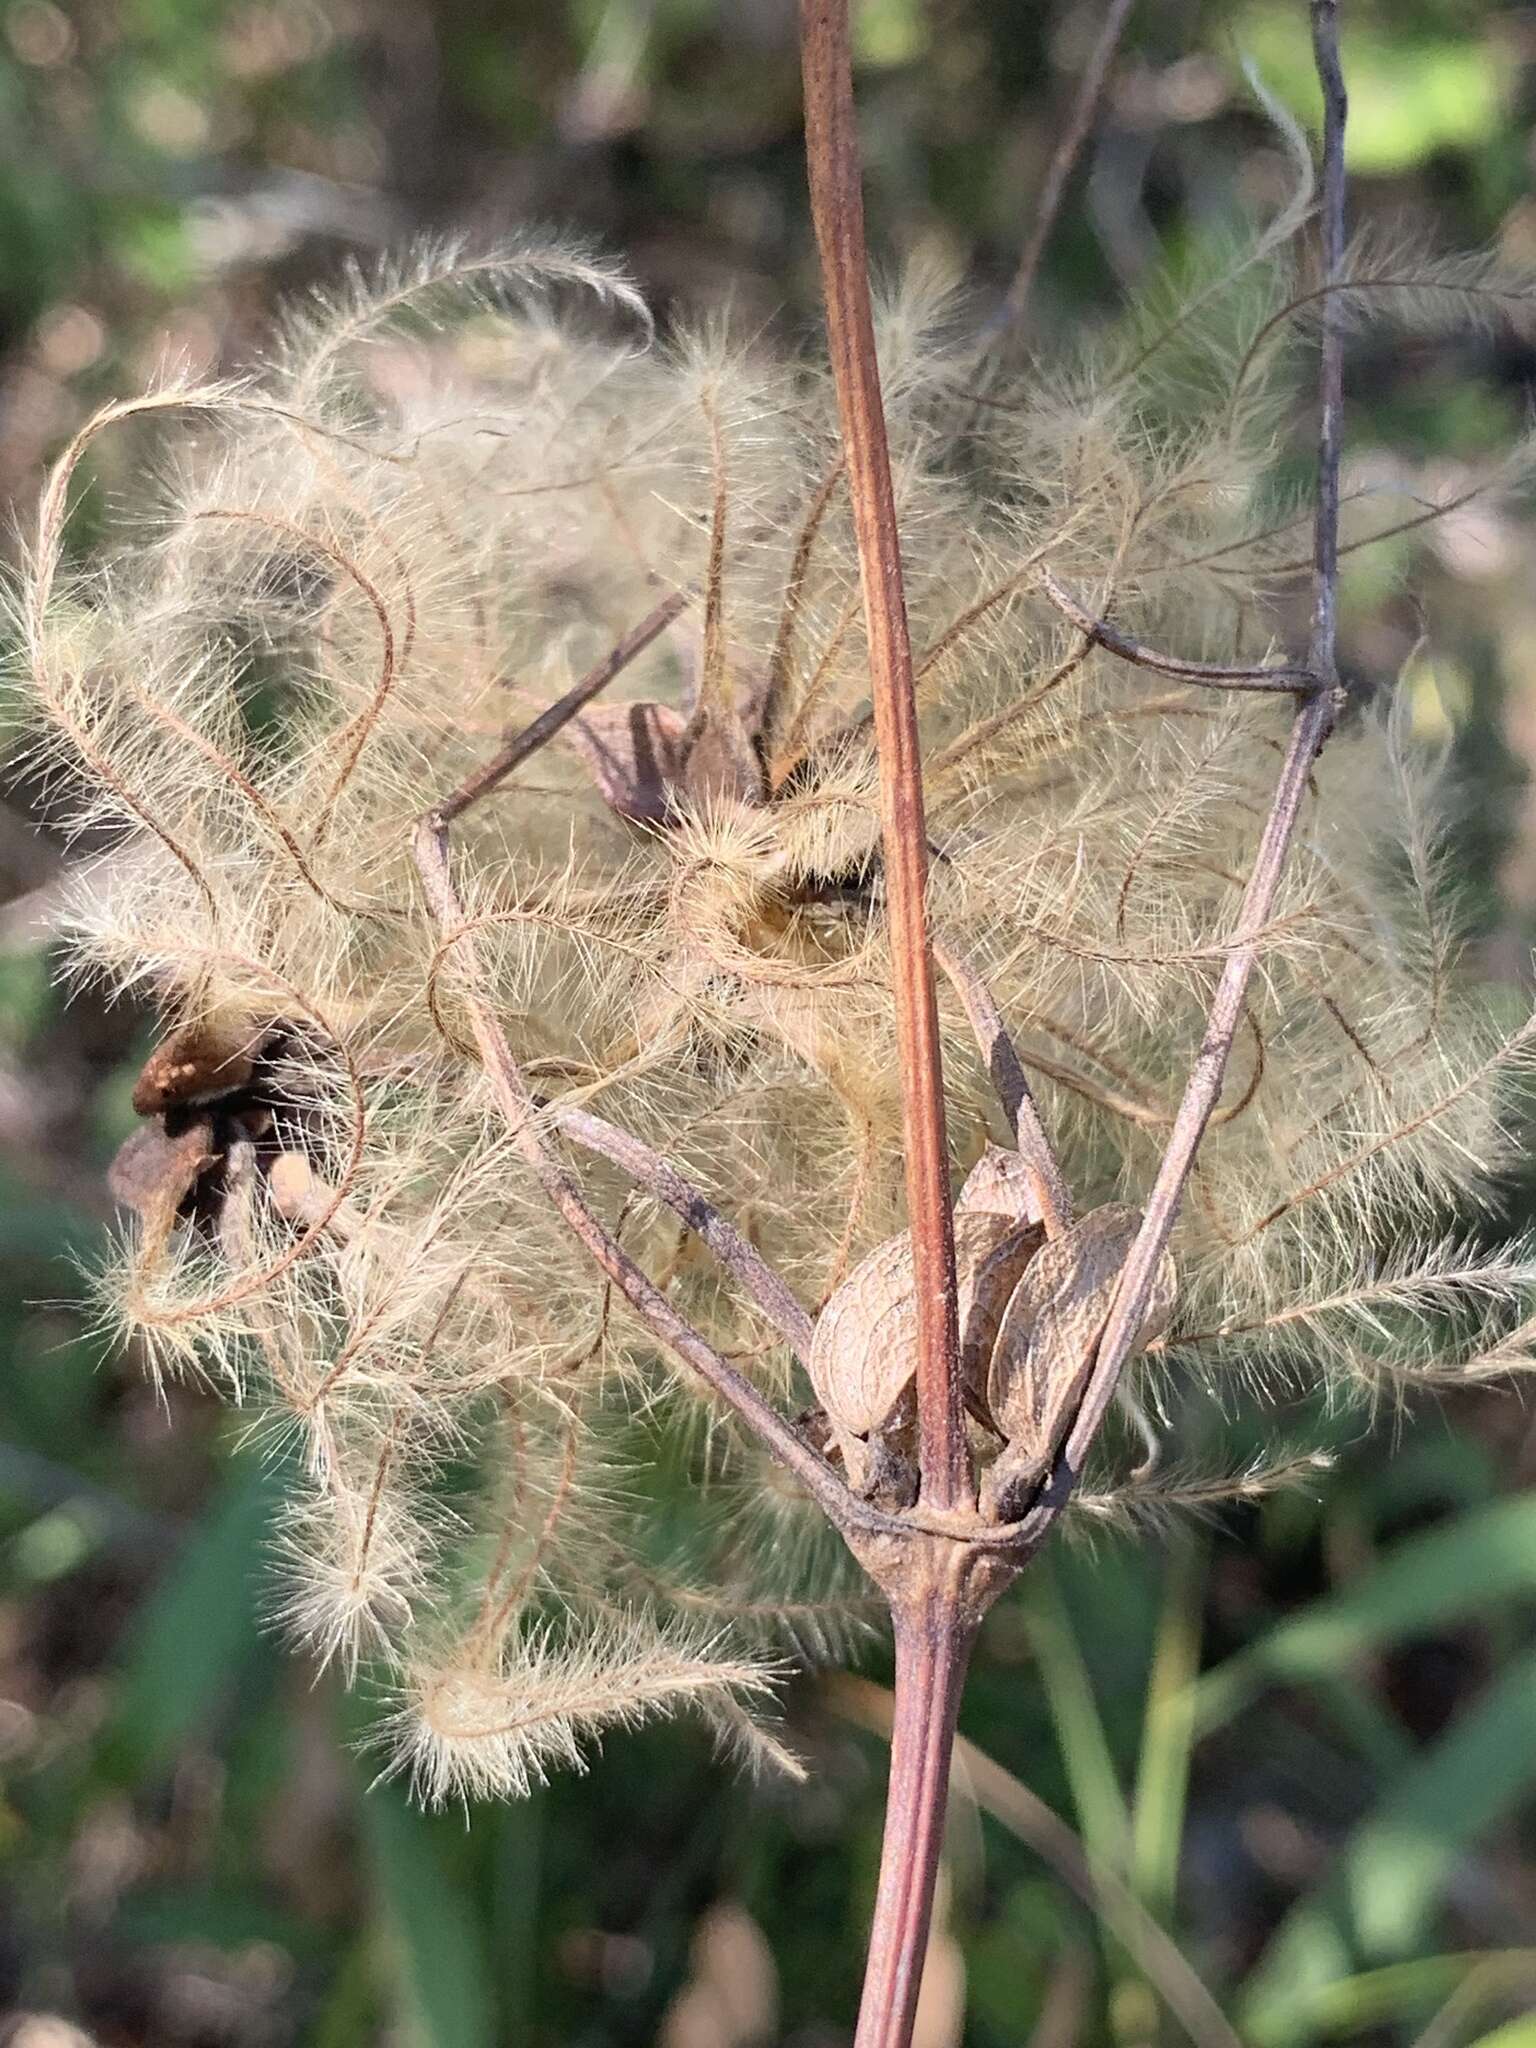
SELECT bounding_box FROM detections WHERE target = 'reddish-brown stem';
[831,1676,1245,2048]
[800,0,967,1514]
[853,1585,979,2048]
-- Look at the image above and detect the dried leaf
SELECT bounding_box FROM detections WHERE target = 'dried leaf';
[108,1119,218,1223]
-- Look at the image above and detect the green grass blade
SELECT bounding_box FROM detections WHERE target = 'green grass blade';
[347,1688,495,2048]
[491,1786,545,2038]
[100,1448,286,1781]
[1130,1531,1207,1924]
[1196,1497,1536,1729]
[1023,1559,1131,1872]
[1256,1953,1536,2042]
[1240,1649,1536,2048]
[312,1937,380,2048]
[1412,1948,1536,2048]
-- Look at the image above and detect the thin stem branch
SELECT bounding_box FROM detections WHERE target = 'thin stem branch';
[1308,0,1348,686]
[982,0,1137,343]
[412,814,874,1536]
[1038,569,1319,692]
[1051,0,1348,1489]
[800,0,967,1513]
[930,933,1074,1238]
[436,591,687,827]
[548,1101,816,1361]
[852,1586,979,2048]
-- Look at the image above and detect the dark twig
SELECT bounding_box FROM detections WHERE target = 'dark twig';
[800,0,967,1515]
[1039,568,1321,693]
[981,0,1137,344]
[435,590,687,827]
[1053,0,1348,1494]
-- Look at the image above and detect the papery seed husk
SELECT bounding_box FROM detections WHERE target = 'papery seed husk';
[808,1210,1043,1443]
[986,1203,1176,1464]
[566,700,763,824]
[108,1118,218,1223]
[956,1143,1043,1225]
[566,701,690,823]
[681,705,767,808]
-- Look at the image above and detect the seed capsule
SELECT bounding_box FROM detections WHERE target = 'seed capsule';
[107,1119,218,1225]
[807,1196,1044,1501]
[983,1203,1176,1517]
[955,1143,1043,1226]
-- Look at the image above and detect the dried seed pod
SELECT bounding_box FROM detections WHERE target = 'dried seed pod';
[130,1020,261,1116]
[268,1149,322,1224]
[982,1204,1176,1519]
[111,1018,324,1241]
[807,1206,1043,1500]
[956,1143,1043,1225]
[566,701,762,824]
[566,701,689,823]
[681,705,767,808]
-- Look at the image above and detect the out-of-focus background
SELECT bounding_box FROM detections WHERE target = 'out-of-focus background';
[2,3,1536,2043]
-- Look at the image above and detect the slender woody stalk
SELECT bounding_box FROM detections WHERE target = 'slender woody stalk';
[1038,568,1319,692]
[797,8,985,2039]
[799,0,968,1515]
[436,591,687,826]
[1066,0,1347,1477]
[854,1593,979,2048]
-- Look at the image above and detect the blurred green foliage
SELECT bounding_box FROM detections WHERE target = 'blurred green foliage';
[2,2,1536,2044]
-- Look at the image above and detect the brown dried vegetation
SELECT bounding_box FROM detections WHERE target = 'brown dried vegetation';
[12,105,1536,1812]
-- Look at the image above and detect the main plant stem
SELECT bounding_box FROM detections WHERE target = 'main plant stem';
[799,0,967,1515]
[799,6,976,2038]
[854,1576,980,2048]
